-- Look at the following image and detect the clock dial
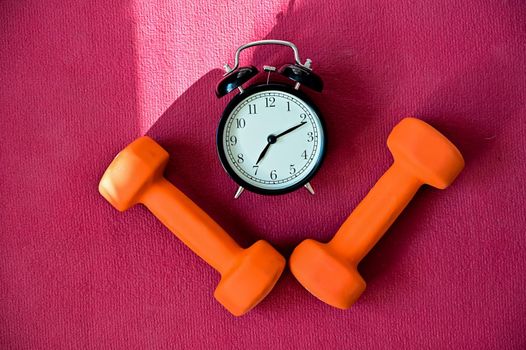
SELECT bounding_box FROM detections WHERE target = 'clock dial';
[218,85,325,194]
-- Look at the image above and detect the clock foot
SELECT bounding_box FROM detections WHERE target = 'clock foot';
[234,186,245,199]
[304,182,315,195]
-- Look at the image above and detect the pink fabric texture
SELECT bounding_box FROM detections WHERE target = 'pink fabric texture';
[1,0,525,348]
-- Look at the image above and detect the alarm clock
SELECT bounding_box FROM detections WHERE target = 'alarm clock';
[216,40,326,198]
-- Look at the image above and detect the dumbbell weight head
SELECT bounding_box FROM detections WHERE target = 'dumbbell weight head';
[388,118,464,189]
[99,137,169,211]
[289,239,365,309]
[215,240,285,316]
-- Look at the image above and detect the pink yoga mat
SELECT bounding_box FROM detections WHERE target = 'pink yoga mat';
[1,0,525,348]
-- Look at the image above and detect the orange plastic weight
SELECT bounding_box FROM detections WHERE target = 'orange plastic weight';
[99,136,285,316]
[290,118,464,309]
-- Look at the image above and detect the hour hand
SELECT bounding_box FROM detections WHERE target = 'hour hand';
[256,142,272,165]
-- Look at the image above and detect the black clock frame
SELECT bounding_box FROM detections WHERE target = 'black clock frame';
[216,83,327,195]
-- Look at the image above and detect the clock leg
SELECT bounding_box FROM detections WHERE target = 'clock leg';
[304,182,315,195]
[234,186,245,199]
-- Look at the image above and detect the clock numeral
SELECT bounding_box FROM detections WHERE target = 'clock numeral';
[252,165,259,175]
[270,170,277,180]
[289,164,296,175]
[237,153,244,163]
[236,118,246,129]
[265,97,275,108]
[248,104,257,114]
[287,101,291,112]
[301,150,307,160]
[229,135,237,146]
[300,113,307,121]
[307,132,314,142]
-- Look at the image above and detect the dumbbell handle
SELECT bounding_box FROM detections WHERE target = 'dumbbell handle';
[140,178,243,274]
[328,161,422,263]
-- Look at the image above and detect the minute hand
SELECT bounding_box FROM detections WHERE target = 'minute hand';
[275,121,307,139]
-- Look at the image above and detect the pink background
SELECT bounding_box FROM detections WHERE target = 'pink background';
[1,0,525,348]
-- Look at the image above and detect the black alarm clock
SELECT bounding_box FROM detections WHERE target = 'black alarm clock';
[215,40,326,198]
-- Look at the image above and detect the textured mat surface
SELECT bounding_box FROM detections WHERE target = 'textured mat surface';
[1,0,525,348]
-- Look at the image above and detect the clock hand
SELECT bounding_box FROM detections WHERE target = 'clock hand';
[275,121,307,139]
[255,122,307,165]
[255,142,272,165]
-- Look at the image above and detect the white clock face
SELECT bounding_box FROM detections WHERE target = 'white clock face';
[219,88,325,192]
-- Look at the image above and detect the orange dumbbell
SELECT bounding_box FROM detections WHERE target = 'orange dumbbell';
[290,118,464,309]
[99,136,285,316]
